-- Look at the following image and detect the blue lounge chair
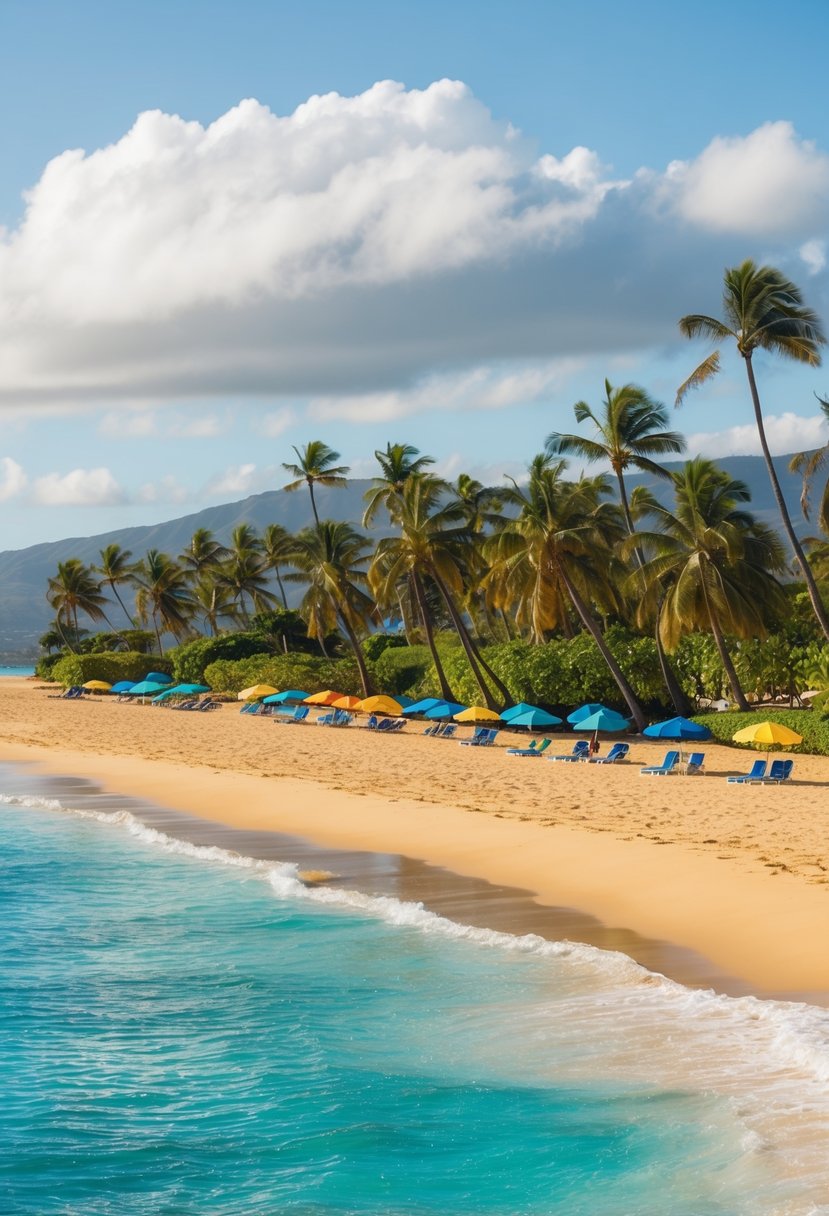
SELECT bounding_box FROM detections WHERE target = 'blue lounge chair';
[683,752,705,775]
[195,700,222,711]
[548,740,590,762]
[434,722,457,739]
[763,759,794,784]
[463,727,498,747]
[459,726,489,747]
[423,722,442,736]
[726,759,767,784]
[507,737,552,757]
[590,742,629,765]
[639,750,679,776]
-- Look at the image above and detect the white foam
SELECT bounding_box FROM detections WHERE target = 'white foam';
[10,788,829,1211]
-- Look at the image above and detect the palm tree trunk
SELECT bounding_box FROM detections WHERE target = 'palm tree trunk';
[698,578,750,711]
[333,603,373,697]
[308,480,320,527]
[429,569,501,710]
[56,611,75,654]
[274,567,288,610]
[558,567,646,730]
[152,612,164,655]
[411,570,456,702]
[745,354,829,640]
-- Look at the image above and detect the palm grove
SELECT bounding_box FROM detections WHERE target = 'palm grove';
[42,263,829,725]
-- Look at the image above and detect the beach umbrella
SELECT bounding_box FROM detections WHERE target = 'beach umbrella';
[454,706,502,723]
[423,701,467,720]
[732,720,802,761]
[304,690,345,706]
[126,680,169,697]
[572,708,629,733]
[506,707,563,730]
[395,694,416,708]
[567,703,612,725]
[331,694,362,710]
[356,694,404,715]
[153,683,210,701]
[144,671,172,685]
[644,716,711,741]
[82,680,112,691]
[501,702,545,721]
[402,697,445,715]
[110,680,136,693]
[269,689,311,704]
[237,684,279,701]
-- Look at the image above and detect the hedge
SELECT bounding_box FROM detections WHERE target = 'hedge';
[373,643,433,695]
[51,651,173,688]
[691,709,829,756]
[170,635,271,684]
[203,654,371,697]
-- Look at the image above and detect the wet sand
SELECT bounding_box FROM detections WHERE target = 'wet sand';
[2,678,829,999]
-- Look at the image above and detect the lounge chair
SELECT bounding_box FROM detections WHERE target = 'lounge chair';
[423,722,441,736]
[195,700,222,711]
[683,752,705,775]
[726,759,766,784]
[639,750,679,776]
[434,722,456,739]
[763,759,794,784]
[590,742,629,765]
[459,726,490,747]
[548,740,590,762]
[507,737,552,757]
[239,702,260,714]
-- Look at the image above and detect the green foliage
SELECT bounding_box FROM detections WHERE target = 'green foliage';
[249,609,320,654]
[373,644,432,694]
[203,654,371,697]
[35,653,63,680]
[170,634,271,684]
[51,651,172,688]
[361,634,408,662]
[692,709,829,756]
[671,634,726,700]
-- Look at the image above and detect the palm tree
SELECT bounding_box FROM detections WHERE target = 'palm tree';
[179,528,229,577]
[286,521,376,697]
[47,560,111,653]
[216,553,277,625]
[192,574,240,637]
[261,523,296,610]
[134,551,195,652]
[677,260,829,639]
[547,380,689,713]
[282,441,350,526]
[485,456,648,729]
[362,443,436,526]
[632,459,788,711]
[94,544,138,628]
[789,395,829,537]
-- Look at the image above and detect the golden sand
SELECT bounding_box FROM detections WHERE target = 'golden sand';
[2,678,828,995]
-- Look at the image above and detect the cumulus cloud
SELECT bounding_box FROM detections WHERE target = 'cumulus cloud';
[0,457,27,501]
[0,85,827,409]
[137,474,191,504]
[202,462,267,497]
[687,411,829,458]
[259,407,296,437]
[32,467,126,506]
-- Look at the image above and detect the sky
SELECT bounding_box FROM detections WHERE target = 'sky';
[1,0,829,549]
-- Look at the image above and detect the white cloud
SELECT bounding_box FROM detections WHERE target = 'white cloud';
[166,413,226,438]
[668,121,829,235]
[202,462,265,497]
[259,406,296,437]
[309,358,584,422]
[0,86,827,410]
[137,474,191,504]
[99,410,157,438]
[32,467,125,506]
[687,411,829,458]
[0,457,27,501]
[800,239,827,275]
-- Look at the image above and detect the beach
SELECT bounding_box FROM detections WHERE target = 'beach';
[2,676,828,1000]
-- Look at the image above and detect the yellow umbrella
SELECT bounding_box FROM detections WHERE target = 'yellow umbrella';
[732,720,802,761]
[83,680,112,691]
[304,690,345,706]
[332,695,361,710]
[237,684,279,701]
[355,695,404,715]
[454,706,501,723]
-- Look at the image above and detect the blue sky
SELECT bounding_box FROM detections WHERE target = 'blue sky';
[1,0,828,547]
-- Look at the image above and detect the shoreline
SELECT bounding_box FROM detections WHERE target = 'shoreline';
[3,678,829,999]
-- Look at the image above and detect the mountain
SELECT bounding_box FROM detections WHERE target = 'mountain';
[0,456,815,658]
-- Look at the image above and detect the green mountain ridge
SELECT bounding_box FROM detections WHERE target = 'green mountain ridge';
[0,456,814,658]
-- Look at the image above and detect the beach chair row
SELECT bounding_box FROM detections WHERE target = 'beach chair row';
[639,749,794,783]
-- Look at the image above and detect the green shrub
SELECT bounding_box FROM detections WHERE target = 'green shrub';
[373,644,432,695]
[170,634,271,684]
[35,654,63,681]
[203,654,372,697]
[51,651,172,688]
[692,709,829,756]
[362,634,408,662]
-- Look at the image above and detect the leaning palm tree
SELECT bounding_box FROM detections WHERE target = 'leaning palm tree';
[47,559,111,653]
[94,544,138,628]
[632,459,788,711]
[789,395,829,537]
[547,380,689,713]
[134,551,195,653]
[677,260,829,639]
[282,441,350,526]
[485,455,648,730]
[261,523,296,609]
[286,521,376,697]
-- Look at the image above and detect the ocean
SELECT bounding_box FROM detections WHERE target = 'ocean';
[2,762,829,1215]
[0,666,35,678]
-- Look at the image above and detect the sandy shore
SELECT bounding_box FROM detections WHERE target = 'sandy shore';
[3,677,829,998]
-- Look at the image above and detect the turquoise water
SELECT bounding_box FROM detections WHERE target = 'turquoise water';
[2,778,829,1214]
[0,665,35,677]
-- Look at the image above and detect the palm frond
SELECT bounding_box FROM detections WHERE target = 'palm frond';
[675,351,721,407]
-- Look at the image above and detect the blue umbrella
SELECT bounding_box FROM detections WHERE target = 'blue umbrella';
[567,703,612,724]
[126,680,169,697]
[394,694,416,708]
[266,689,309,704]
[573,708,629,733]
[111,680,136,693]
[152,683,210,702]
[501,702,545,721]
[144,671,172,685]
[424,701,467,720]
[506,708,563,729]
[643,716,711,741]
[402,697,446,715]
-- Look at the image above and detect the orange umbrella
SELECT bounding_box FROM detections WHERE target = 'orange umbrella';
[331,695,361,710]
[304,690,345,706]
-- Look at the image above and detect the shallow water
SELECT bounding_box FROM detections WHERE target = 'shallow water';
[2,764,828,1214]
